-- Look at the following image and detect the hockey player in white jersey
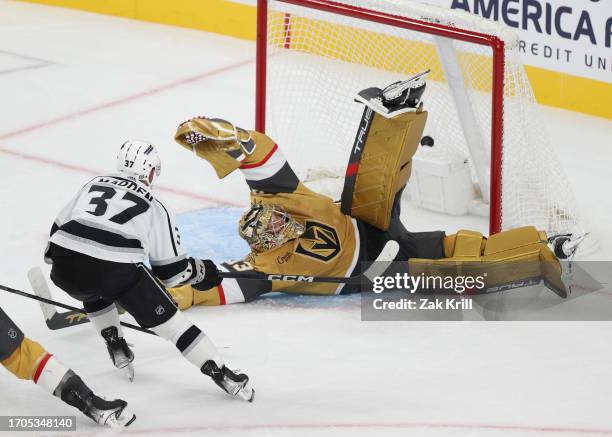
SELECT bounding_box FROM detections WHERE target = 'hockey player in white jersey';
[44,140,254,402]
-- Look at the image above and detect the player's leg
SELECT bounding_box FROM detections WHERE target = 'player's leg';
[47,245,254,400]
[383,184,448,260]
[395,231,446,260]
[409,226,568,296]
[341,74,428,231]
[0,307,25,370]
[82,298,134,378]
[47,244,136,377]
[386,186,409,239]
[0,308,134,427]
[48,245,193,380]
[115,265,254,401]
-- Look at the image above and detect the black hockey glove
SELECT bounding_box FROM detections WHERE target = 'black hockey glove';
[191,259,222,290]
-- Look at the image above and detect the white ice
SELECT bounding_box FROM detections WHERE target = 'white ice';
[1,2,612,436]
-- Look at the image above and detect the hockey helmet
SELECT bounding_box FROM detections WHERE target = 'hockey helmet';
[239,204,305,253]
[117,140,162,186]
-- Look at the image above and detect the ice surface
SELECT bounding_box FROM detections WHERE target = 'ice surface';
[1,2,612,436]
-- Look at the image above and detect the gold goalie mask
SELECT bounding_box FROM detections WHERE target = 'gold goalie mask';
[175,116,255,178]
[239,204,305,253]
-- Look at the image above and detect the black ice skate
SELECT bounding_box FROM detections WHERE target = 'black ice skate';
[548,233,589,260]
[548,232,590,295]
[201,360,255,402]
[83,395,136,427]
[59,374,136,428]
[101,326,135,381]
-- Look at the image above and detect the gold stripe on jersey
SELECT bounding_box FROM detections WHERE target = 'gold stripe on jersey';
[2,337,47,380]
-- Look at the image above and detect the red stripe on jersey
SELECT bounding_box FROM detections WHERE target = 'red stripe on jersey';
[33,353,52,383]
[240,144,278,169]
[217,284,226,305]
[346,162,360,177]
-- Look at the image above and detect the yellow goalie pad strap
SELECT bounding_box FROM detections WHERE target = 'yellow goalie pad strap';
[175,117,252,179]
[483,226,545,259]
[447,230,486,260]
[2,337,47,380]
[409,226,565,294]
[348,110,427,230]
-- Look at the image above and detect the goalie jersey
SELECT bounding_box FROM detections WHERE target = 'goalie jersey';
[47,174,189,287]
[240,132,360,292]
[175,131,362,307]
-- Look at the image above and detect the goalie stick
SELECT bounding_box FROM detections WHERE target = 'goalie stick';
[222,237,572,298]
[16,241,399,331]
[221,240,400,284]
[12,242,395,332]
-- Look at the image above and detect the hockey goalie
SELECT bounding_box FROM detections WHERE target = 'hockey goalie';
[169,72,578,309]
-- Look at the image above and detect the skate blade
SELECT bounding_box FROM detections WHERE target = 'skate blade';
[237,383,255,402]
[122,363,135,382]
[106,409,136,428]
[239,388,254,402]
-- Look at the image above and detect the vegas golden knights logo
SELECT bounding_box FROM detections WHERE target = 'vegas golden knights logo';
[295,221,341,262]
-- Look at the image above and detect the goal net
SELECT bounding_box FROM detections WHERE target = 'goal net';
[256,0,582,236]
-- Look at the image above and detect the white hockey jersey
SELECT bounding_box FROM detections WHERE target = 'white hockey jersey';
[48,173,189,286]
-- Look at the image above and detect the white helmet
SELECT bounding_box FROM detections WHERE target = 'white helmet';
[117,140,162,186]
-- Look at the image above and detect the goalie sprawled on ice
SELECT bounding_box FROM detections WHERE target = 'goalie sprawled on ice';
[170,72,576,309]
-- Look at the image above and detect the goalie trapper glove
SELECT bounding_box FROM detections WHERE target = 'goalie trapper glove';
[101,326,135,381]
[190,259,222,290]
[201,360,255,402]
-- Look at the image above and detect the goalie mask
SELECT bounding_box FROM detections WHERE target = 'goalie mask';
[239,204,305,253]
[117,140,162,186]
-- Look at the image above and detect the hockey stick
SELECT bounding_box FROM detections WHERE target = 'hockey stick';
[220,240,400,284]
[0,268,157,336]
[20,271,232,351]
[27,267,91,330]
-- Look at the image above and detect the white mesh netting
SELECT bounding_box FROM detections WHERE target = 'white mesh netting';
[261,0,583,236]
